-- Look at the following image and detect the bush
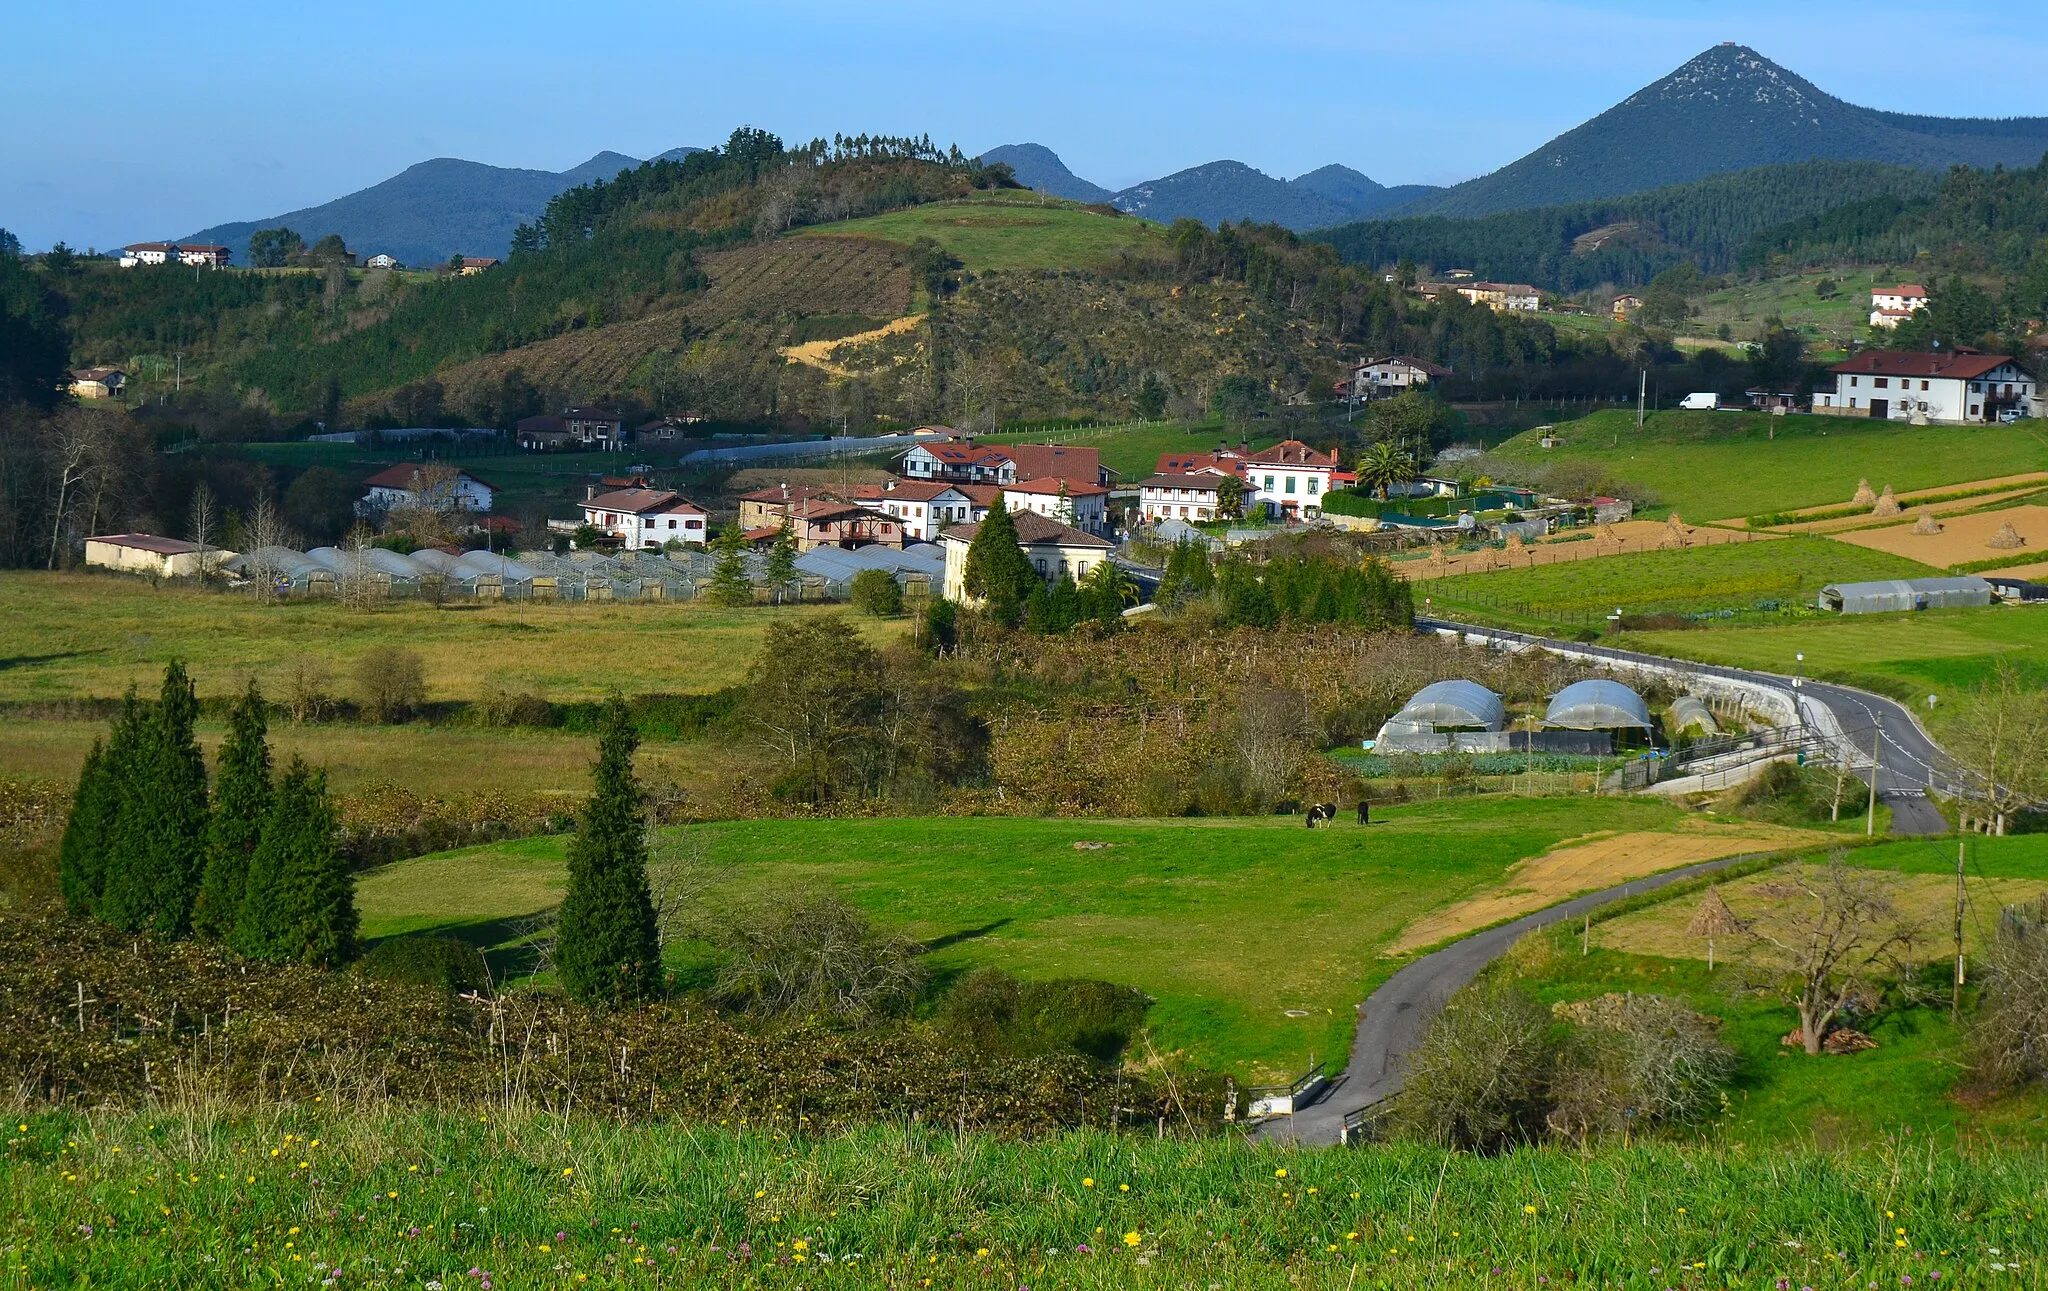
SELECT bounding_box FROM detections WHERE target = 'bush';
[1546,993,1735,1142]
[360,935,491,994]
[1393,976,1552,1151]
[849,568,904,616]
[473,680,553,728]
[355,647,426,723]
[940,968,1151,1062]
[713,893,926,1022]
[1971,896,2048,1090]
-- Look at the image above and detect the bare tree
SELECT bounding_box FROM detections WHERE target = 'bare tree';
[187,482,221,583]
[1972,897,2048,1089]
[646,833,716,956]
[1946,663,2048,835]
[245,492,294,601]
[1739,857,1920,1055]
[44,409,117,569]
[712,892,926,1022]
[281,656,333,724]
[387,463,463,547]
[1231,686,1318,807]
[337,522,381,610]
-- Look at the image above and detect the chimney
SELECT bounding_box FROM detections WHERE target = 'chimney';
[962,434,976,448]
[884,479,896,492]
[585,484,597,501]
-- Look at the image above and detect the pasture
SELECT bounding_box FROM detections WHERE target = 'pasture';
[1489,408,2048,521]
[360,799,1789,1082]
[1417,534,1932,630]
[0,573,906,706]
[798,193,1166,272]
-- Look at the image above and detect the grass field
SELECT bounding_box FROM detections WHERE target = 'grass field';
[798,193,1166,272]
[1417,534,1934,629]
[1692,267,1890,347]
[1622,606,2048,718]
[230,442,650,520]
[1490,408,2048,521]
[0,573,906,705]
[357,799,1732,1081]
[12,1111,2042,1291]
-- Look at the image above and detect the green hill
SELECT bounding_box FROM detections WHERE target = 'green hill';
[798,193,1165,271]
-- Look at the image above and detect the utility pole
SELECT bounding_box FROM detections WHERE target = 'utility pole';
[1953,840,1966,1021]
[1865,716,1882,836]
[1636,369,1647,429]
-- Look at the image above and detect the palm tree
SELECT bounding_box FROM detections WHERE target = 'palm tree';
[1356,440,1418,501]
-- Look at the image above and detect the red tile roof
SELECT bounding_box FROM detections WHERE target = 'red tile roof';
[1240,439,1335,468]
[855,480,963,502]
[362,465,497,490]
[1005,476,1108,497]
[585,487,703,515]
[1830,350,2019,380]
[1004,443,1104,484]
[737,483,846,504]
[941,512,1113,549]
[1139,474,1225,491]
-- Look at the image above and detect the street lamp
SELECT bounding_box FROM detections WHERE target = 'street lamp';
[1792,652,1805,736]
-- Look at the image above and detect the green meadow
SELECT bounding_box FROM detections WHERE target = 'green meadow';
[1490,409,2048,520]
[358,799,1697,1082]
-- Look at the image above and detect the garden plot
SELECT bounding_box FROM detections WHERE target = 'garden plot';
[1832,504,2048,567]
[1389,820,1819,953]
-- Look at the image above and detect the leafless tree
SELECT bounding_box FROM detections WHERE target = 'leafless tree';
[337,522,382,610]
[44,408,117,568]
[1739,857,1920,1055]
[1393,976,1553,1150]
[1547,993,1735,1142]
[355,646,427,723]
[244,492,294,601]
[1231,686,1319,807]
[1946,663,2048,835]
[388,463,464,548]
[280,656,333,724]
[646,833,717,956]
[712,892,926,1022]
[1972,897,2048,1089]
[187,482,221,583]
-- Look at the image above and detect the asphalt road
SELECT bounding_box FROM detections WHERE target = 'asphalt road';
[1256,621,1963,1147]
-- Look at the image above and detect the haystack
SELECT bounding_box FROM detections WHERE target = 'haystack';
[1988,520,2028,550]
[1851,478,1877,507]
[1871,485,1902,517]
[1912,510,1944,535]
[1686,885,1744,971]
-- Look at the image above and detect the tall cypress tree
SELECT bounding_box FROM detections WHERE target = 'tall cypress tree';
[99,663,210,937]
[194,681,272,939]
[555,696,661,1007]
[233,757,358,967]
[962,497,1038,627]
[58,737,118,915]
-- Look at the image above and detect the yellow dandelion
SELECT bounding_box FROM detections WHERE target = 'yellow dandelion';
[1524,1204,1537,1215]
[539,1244,551,1253]
[1275,1168,1288,1178]
[976,1247,990,1258]
[1120,1183,1130,1193]
[1083,1178,1094,1188]
[563,1168,574,1177]
[1346,1232,1358,1241]
[1123,1231,1141,1248]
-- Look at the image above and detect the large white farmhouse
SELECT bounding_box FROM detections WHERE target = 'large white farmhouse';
[1814,349,2035,425]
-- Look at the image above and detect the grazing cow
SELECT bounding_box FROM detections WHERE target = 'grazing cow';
[1305,802,1338,828]
[1356,800,1370,826]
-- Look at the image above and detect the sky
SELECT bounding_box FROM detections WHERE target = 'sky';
[5,0,2045,252]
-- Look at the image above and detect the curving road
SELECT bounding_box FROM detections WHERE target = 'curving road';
[1256,620,1963,1146]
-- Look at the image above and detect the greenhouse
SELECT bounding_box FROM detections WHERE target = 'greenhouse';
[1819,577,1994,614]
[1543,679,1652,731]
[1372,679,1506,753]
[1667,695,1720,736]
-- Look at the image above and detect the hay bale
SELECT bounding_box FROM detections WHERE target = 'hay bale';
[1871,485,1902,517]
[1912,510,1944,535]
[1851,478,1877,507]
[1988,520,2028,550]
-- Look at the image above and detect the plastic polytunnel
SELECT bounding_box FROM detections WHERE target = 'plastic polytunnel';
[1392,680,1506,732]
[1543,679,1652,730]
[1668,695,1720,736]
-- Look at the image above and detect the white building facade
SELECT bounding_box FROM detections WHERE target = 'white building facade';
[1138,474,1224,522]
[939,512,1115,601]
[1239,441,1337,519]
[1815,351,2035,425]
[1001,478,1109,533]
[580,487,709,548]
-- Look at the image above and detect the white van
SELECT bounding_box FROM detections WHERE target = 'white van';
[1678,392,1719,411]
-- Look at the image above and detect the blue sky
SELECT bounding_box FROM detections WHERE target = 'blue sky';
[5,0,2044,251]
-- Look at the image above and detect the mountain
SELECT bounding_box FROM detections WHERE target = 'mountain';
[182,147,704,268]
[1289,165,1439,217]
[1390,44,2048,219]
[1109,160,1440,230]
[978,143,1112,203]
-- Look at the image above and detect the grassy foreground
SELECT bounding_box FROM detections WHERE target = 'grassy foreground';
[5,1110,2042,1290]
[358,800,1720,1081]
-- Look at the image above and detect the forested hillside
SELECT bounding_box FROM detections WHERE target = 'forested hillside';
[1316,161,1937,290]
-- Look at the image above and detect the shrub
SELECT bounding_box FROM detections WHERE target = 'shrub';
[474,680,553,728]
[940,968,1151,1062]
[1546,993,1736,1142]
[849,568,903,616]
[1393,976,1552,1151]
[360,935,492,994]
[355,647,426,723]
[713,893,925,1022]
[1971,896,2048,1090]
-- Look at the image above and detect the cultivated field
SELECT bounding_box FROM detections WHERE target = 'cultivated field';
[1833,502,2048,567]
[1391,519,1775,581]
[799,193,1166,271]
[0,573,906,705]
[359,798,1707,1081]
[1417,534,1933,629]
[1490,409,2048,520]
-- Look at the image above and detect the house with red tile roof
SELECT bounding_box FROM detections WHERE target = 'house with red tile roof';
[1815,349,2036,424]
[360,465,497,514]
[579,486,708,548]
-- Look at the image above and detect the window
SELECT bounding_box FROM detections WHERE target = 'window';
[1307,477,1320,495]
[1264,475,1275,490]
[1971,382,1983,393]
[1284,477,1296,494]
[1851,377,1860,387]
[1921,381,1930,391]
[1971,405,1981,417]
[667,518,676,529]
[1874,378,1888,389]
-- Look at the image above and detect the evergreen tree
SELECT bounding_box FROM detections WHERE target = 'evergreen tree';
[99,663,210,937]
[233,757,358,967]
[962,498,1038,627]
[763,518,799,603]
[555,696,662,1007]
[57,738,118,915]
[194,681,272,939]
[707,524,754,607]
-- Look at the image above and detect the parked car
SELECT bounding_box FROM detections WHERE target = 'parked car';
[1678,392,1719,411]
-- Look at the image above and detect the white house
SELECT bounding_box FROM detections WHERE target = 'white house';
[85,533,233,578]
[1352,356,1452,399]
[581,486,709,548]
[178,244,231,268]
[69,368,125,399]
[1138,474,1225,522]
[855,479,979,541]
[939,511,1116,601]
[360,465,497,514]
[1814,350,2035,425]
[1455,282,1541,312]
[1239,440,1337,519]
[900,438,1018,485]
[1870,284,1928,329]
[365,253,402,270]
[1001,477,1110,534]
[119,243,176,267]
